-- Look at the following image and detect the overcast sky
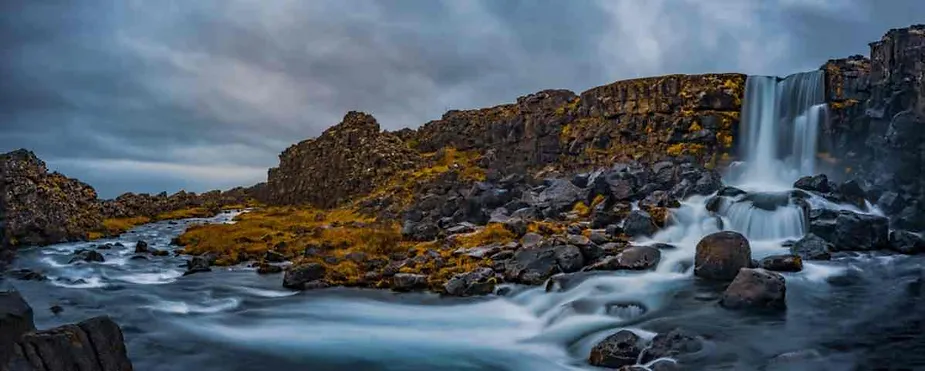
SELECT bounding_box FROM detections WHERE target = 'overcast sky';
[1,0,922,198]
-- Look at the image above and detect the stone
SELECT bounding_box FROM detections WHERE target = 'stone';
[1,289,36,366]
[889,230,925,255]
[587,246,661,271]
[588,330,643,368]
[877,191,904,214]
[623,210,658,238]
[759,255,803,272]
[256,263,283,275]
[183,255,212,276]
[283,263,326,289]
[554,245,585,273]
[264,250,286,263]
[521,233,544,248]
[793,174,832,193]
[401,221,440,242]
[8,269,47,282]
[504,247,561,285]
[391,273,428,292]
[720,268,787,310]
[454,244,503,259]
[589,230,610,245]
[694,231,751,281]
[446,223,477,235]
[640,328,704,363]
[444,268,496,296]
[134,241,149,253]
[9,315,133,371]
[566,234,590,246]
[69,250,105,264]
[830,211,889,251]
[150,249,169,257]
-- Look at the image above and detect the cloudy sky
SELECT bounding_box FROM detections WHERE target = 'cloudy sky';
[1,0,922,198]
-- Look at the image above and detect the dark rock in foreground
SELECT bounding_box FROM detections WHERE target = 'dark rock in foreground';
[694,231,751,281]
[889,230,925,255]
[759,254,803,272]
[588,330,642,368]
[720,268,786,311]
[391,273,428,292]
[790,233,832,260]
[444,268,496,296]
[283,263,326,289]
[640,328,704,364]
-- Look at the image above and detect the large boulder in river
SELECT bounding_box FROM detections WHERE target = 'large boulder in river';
[504,245,583,285]
[790,233,832,260]
[830,211,889,251]
[623,210,658,238]
[283,263,326,289]
[694,231,751,281]
[1,289,35,366]
[793,174,833,193]
[759,255,803,272]
[640,328,704,364]
[720,268,786,311]
[9,316,133,371]
[889,230,925,255]
[588,330,643,368]
[535,179,585,213]
[183,255,213,276]
[68,249,105,264]
[444,267,496,296]
[585,246,661,271]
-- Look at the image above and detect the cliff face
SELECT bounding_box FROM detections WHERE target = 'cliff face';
[0,150,102,255]
[822,24,925,228]
[100,184,264,220]
[268,112,422,207]
[268,74,745,207]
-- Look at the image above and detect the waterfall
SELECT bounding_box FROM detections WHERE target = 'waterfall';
[736,71,827,188]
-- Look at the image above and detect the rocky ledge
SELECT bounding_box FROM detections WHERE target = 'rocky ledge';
[0,287,133,371]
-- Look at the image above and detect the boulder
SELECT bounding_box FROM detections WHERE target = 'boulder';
[503,247,561,285]
[588,330,643,368]
[401,221,440,241]
[830,211,889,251]
[694,231,751,281]
[150,249,169,257]
[640,328,704,363]
[264,250,286,263]
[256,263,284,275]
[623,210,658,238]
[589,170,635,201]
[134,241,149,253]
[444,268,496,296]
[535,179,585,213]
[759,255,803,272]
[1,289,36,366]
[283,263,326,289]
[790,233,833,260]
[8,269,47,282]
[554,245,585,273]
[720,268,787,310]
[586,246,661,271]
[889,230,925,255]
[793,174,832,193]
[183,255,212,276]
[69,250,105,264]
[391,273,428,292]
[10,316,133,371]
[877,191,904,214]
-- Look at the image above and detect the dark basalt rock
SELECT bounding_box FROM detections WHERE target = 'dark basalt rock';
[183,255,213,276]
[8,269,47,282]
[1,289,35,366]
[694,231,751,281]
[283,263,326,290]
[504,247,564,285]
[401,221,440,242]
[391,273,428,292]
[623,210,658,238]
[588,330,643,368]
[444,267,496,296]
[586,246,661,271]
[9,316,133,371]
[889,230,925,255]
[877,191,904,214]
[830,211,889,251]
[794,174,832,193]
[535,179,586,213]
[256,263,284,275]
[69,250,105,264]
[720,268,786,311]
[640,328,704,364]
[264,250,286,263]
[759,254,803,272]
[134,241,149,253]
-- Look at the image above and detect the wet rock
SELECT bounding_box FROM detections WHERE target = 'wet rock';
[401,221,440,242]
[257,263,283,275]
[502,217,528,237]
[150,249,169,257]
[588,330,643,368]
[793,174,832,193]
[555,245,586,273]
[49,305,63,316]
[640,328,704,363]
[504,247,561,285]
[589,230,610,245]
[183,255,213,276]
[69,250,105,264]
[720,268,787,311]
[8,269,47,281]
[134,241,149,253]
[694,231,751,281]
[587,246,661,271]
[536,179,585,213]
[623,210,658,238]
[566,234,590,246]
[809,219,837,242]
[10,315,133,371]
[589,170,635,201]
[283,263,326,289]
[446,223,476,235]
[454,244,503,259]
[1,289,36,361]
[264,250,286,263]
[889,230,925,255]
[97,243,113,250]
[877,191,904,214]
[830,211,889,251]
[839,179,870,203]
[391,273,428,292]
[444,267,496,296]
[692,172,722,196]
[759,254,802,272]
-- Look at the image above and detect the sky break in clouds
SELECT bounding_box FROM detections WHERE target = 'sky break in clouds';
[1,0,923,198]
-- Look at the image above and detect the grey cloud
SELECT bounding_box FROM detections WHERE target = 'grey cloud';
[1,0,921,198]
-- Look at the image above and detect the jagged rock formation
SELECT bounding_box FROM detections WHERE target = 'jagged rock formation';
[100,184,265,219]
[268,112,421,207]
[822,24,925,229]
[268,74,745,208]
[0,150,102,261]
[0,288,133,371]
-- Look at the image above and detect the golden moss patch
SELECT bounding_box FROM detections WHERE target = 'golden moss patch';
[453,223,516,248]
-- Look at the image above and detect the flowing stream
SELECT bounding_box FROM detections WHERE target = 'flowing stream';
[8,72,925,370]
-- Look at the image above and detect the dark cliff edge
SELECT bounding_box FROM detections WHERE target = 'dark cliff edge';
[822,24,925,229]
[0,288,133,371]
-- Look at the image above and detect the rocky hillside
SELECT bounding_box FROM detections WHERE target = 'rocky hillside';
[822,24,925,229]
[268,74,745,208]
[0,150,102,260]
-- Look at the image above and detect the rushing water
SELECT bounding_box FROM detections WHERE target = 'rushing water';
[7,71,925,370]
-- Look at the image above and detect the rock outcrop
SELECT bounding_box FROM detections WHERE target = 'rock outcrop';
[1,288,133,371]
[0,150,102,261]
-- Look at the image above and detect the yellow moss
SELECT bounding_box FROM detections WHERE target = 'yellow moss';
[572,201,591,217]
[155,207,214,220]
[688,122,702,132]
[87,232,103,240]
[454,223,516,248]
[666,143,706,157]
[526,221,566,236]
[94,216,152,238]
